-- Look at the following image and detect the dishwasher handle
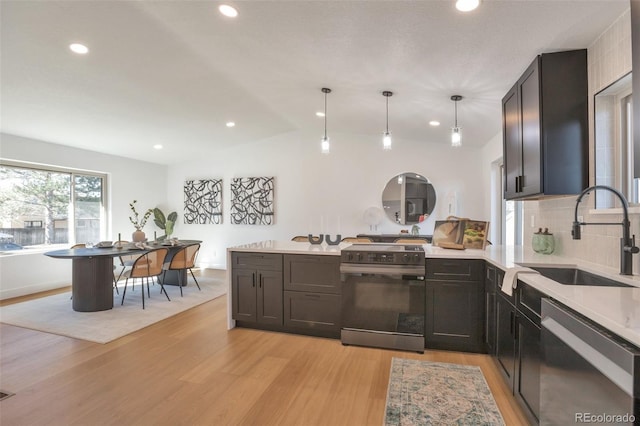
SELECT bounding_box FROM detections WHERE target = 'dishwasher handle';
[541,299,640,398]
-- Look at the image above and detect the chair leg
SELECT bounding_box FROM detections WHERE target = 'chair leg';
[158,276,171,302]
[178,271,183,297]
[146,277,151,298]
[189,269,201,291]
[112,271,119,295]
[121,278,129,305]
[141,278,145,310]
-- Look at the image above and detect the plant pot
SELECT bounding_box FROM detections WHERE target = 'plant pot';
[132,230,146,242]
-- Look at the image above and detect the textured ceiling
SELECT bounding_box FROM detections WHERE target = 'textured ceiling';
[0,0,629,165]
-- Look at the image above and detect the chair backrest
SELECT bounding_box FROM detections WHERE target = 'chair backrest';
[341,237,373,243]
[130,248,168,278]
[394,238,428,244]
[70,243,86,249]
[169,244,200,270]
[291,236,309,242]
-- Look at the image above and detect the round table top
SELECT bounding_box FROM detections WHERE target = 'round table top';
[44,240,202,259]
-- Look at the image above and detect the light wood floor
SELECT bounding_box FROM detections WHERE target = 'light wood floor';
[0,269,529,425]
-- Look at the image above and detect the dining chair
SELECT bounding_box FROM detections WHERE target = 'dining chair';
[341,237,373,243]
[121,247,170,309]
[291,236,309,242]
[394,238,428,244]
[162,243,201,297]
[70,243,86,249]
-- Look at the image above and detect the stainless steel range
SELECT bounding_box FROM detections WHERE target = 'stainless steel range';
[340,244,426,353]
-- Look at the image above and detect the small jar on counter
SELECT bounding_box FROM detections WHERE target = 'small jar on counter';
[532,228,555,254]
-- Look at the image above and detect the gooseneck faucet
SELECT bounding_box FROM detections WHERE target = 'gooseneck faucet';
[572,185,639,275]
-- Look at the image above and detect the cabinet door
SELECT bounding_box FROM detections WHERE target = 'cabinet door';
[519,58,542,197]
[232,269,257,322]
[485,265,496,354]
[284,255,341,294]
[503,83,521,199]
[257,270,283,325]
[516,314,541,424]
[426,280,483,352]
[496,295,516,388]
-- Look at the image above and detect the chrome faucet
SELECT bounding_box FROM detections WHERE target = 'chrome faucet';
[572,185,639,275]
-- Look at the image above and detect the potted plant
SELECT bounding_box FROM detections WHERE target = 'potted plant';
[153,207,177,241]
[129,200,153,242]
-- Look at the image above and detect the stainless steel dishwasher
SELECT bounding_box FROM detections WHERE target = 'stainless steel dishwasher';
[540,299,640,425]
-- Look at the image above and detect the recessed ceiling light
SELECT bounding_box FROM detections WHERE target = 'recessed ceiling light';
[219,4,238,17]
[153,144,163,150]
[456,0,480,12]
[226,121,236,127]
[429,120,441,126]
[69,43,89,54]
[316,112,325,117]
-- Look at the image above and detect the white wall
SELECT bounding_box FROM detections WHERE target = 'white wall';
[167,129,488,268]
[0,133,169,298]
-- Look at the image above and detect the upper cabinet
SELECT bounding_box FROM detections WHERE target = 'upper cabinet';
[503,50,588,200]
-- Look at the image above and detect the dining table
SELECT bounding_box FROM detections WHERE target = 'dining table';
[44,240,202,312]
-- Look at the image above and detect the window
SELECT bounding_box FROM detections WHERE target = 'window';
[594,72,636,207]
[0,161,107,247]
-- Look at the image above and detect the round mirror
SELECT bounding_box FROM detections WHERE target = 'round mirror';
[382,173,436,225]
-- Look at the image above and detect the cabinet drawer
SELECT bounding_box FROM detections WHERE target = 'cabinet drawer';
[231,252,283,271]
[284,254,341,294]
[426,259,484,281]
[518,281,545,325]
[284,291,341,333]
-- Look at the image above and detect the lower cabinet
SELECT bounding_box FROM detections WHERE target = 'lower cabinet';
[425,259,485,353]
[494,279,542,425]
[484,264,497,355]
[231,253,284,325]
[283,254,341,337]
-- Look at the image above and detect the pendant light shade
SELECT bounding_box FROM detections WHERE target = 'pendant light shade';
[451,95,463,147]
[321,88,331,154]
[382,91,393,150]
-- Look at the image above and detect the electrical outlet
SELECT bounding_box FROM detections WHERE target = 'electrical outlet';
[578,215,584,223]
[531,215,535,228]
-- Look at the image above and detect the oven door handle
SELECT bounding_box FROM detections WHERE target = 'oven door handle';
[340,263,425,277]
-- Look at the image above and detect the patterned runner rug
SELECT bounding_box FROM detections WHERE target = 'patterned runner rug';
[384,358,505,425]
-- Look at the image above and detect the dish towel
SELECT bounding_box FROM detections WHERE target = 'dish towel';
[501,267,539,296]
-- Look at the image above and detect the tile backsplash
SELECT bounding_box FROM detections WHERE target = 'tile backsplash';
[524,196,640,273]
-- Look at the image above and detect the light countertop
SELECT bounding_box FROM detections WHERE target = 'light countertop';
[228,240,640,346]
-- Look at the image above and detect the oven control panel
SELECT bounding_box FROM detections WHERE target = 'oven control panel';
[341,251,425,265]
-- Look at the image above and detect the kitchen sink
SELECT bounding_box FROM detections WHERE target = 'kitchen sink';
[527,266,633,288]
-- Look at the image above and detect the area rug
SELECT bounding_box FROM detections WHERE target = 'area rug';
[384,358,505,425]
[0,271,227,344]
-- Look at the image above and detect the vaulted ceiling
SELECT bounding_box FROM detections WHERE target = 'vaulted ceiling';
[0,0,629,164]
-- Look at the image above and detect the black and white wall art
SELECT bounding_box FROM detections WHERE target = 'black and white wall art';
[230,177,275,225]
[184,179,223,224]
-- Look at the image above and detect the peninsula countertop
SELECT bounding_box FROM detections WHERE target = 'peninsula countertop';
[228,240,640,346]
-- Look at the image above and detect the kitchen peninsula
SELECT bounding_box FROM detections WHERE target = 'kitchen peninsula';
[227,240,640,346]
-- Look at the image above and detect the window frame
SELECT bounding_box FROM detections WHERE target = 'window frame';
[0,159,109,245]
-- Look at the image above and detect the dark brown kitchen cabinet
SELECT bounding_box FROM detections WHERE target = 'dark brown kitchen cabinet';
[425,259,485,353]
[494,279,543,425]
[231,253,283,325]
[484,264,498,355]
[283,254,341,337]
[503,49,588,200]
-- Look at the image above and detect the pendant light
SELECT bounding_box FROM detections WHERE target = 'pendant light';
[451,95,463,147]
[382,91,393,150]
[320,88,331,154]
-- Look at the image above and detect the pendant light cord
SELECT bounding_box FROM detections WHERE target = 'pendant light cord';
[386,96,389,133]
[324,91,327,138]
